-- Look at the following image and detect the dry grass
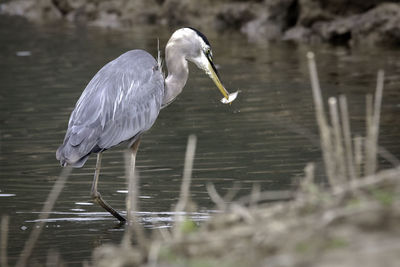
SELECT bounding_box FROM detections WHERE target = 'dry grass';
[1,215,9,267]
[8,51,399,267]
[15,167,72,267]
[88,52,400,267]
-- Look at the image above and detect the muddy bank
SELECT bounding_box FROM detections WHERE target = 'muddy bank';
[90,166,400,267]
[90,55,400,266]
[1,0,400,46]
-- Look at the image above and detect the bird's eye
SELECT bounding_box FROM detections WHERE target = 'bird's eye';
[205,49,213,61]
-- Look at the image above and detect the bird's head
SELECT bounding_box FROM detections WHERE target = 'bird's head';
[166,27,237,104]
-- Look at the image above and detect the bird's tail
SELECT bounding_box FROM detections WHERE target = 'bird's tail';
[56,144,89,168]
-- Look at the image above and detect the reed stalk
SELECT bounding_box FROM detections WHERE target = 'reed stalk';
[46,250,63,267]
[365,71,384,175]
[307,52,335,186]
[173,134,197,238]
[308,52,385,189]
[1,215,9,267]
[300,162,315,190]
[206,183,227,210]
[328,97,346,183]
[123,151,146,250]
[16,167,71,267]
[339,95,356,180]
[354,136,363,178]
[365,94,374,176]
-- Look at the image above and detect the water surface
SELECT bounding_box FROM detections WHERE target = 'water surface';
[0,16,399,265]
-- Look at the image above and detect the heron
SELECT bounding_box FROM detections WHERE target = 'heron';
[56,27,238,223]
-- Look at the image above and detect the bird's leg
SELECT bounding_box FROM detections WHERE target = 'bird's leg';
[91,152,126,223]
[125,138,141,223]
[130,138,141,173]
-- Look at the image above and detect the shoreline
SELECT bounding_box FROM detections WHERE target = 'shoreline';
[1,0,400,46]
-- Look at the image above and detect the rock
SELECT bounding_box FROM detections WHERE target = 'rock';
[351,3,400,45]
[312,15,356,45]
[1,0,399,46]
[51,0,74,15]
[121,0,161,25]
[297,0,388,27]
[242,14,284,41]
[215,3,257,32]
[312,3,400,46]
[159,0,198,26]
[158,0,215,28]
[239,0,297,41]
[0,0,62,22]
[283,25,320,43]
[297,0,335,27]
[312,0,384,16]
[90,11,122,29]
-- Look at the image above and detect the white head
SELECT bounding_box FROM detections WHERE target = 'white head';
[167,28,213,72]
[164,27,230,104]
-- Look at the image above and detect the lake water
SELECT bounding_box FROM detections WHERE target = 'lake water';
[0,16,399,265]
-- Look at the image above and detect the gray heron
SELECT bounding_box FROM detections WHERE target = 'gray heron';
[56,27,237,222]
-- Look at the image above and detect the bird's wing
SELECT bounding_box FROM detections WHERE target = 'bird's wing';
[59,50,164,165]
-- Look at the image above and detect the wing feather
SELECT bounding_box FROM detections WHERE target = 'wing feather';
[56,50,164,167]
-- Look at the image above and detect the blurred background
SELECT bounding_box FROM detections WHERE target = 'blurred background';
[1,0,400,45]
[0,0,399,265]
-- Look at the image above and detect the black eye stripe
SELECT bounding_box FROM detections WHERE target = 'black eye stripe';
[187,27,211,46]
[205,49,212,60]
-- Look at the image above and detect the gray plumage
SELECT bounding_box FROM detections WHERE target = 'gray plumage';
[56,50,164,167]
[56,27,233,222]
[57,27,230,170]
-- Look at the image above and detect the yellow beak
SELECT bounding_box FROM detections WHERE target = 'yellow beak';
[207,61,229,100]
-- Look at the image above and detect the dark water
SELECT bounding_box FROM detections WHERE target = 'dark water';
[0,16,399,265]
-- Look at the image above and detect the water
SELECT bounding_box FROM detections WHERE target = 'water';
[1,16,399,265]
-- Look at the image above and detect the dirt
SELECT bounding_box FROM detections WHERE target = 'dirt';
[1,0,400,46]
[91,166,400,267]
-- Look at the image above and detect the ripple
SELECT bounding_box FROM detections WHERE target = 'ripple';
[22,210,211,227]
[75,202,93,206]
[0,193,16,197]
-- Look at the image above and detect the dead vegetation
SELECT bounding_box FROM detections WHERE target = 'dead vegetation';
[90,52,400,267]
[2,52,399,267]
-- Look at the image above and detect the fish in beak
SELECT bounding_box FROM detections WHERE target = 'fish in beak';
[193,50,239,104]
[205,52,238,104]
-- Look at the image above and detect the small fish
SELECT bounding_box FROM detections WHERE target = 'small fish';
[221,90,239,104]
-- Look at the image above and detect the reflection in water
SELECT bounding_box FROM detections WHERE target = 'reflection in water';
[23,210,210,228]
[0,16,400,265]
[0,194,16,197]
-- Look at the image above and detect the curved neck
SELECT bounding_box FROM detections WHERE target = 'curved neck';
[162,43,189,107]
